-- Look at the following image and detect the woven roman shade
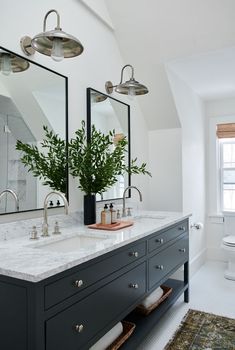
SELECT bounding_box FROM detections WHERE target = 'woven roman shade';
[216,123,235,138]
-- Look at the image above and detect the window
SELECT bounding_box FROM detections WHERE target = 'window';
[220,139,235,211]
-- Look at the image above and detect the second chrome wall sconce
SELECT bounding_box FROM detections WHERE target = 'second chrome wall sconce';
[20,9,84,62]
[105,64,149,96]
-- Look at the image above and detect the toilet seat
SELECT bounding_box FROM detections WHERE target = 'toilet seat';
[223,235,235,247]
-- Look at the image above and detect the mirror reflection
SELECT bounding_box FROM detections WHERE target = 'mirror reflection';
[87,88,130,201]
[0,47,68,214]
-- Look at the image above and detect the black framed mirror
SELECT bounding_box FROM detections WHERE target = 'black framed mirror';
[0,46,68,214]
[87,88,130,201]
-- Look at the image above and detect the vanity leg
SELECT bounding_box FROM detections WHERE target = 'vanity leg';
[184,261,189,303]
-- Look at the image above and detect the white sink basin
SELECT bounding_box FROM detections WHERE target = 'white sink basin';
[134,215,167,220]
[35,234,110,253]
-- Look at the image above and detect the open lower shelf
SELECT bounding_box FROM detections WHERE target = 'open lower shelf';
[121,279,188,350]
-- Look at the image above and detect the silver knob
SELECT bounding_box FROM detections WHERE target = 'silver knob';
[75,324,84,333]
[178,226,185,231]
[129,251,139,258]
[74,280,84,288]
[156,265,164,270]
[156,238,164,244]
[129,283,139,289]
[179,248,186,253]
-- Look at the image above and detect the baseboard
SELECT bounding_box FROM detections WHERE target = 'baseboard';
[190,248,207,277]
[206,247,226,262]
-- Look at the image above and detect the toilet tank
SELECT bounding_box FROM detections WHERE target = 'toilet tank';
[224,215,235,236]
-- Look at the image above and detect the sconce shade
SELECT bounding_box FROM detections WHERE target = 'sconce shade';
[115,78,148,95]
[91,90,107,103]
[105,64,149,96]
[0,51,29,74]
[20,9,84,60]
[31,29,84,58]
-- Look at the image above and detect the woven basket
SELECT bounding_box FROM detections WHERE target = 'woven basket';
[136,285,173,316]
[106,321,136,350]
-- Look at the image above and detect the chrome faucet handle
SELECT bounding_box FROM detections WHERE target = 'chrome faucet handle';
[127,207,132,217]
[52,221,61,235]
[30,226,39,240]
[117,209,121,219]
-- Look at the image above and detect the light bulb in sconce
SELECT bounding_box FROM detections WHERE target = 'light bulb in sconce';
[1,54,12,75]
[128,86,135,100]
[51,37,64,62]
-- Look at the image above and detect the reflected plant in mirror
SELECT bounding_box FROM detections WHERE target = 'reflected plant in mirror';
[0,46,68,214]
[16,126,66,193]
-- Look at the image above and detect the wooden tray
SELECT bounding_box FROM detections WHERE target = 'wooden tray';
[106,321,136,350]
[136,285,173,316]
[88,221,134,231]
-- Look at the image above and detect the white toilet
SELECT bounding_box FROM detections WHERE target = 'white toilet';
[222,216,235,280]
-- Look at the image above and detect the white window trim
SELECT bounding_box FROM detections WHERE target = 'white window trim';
[219,138,235,214]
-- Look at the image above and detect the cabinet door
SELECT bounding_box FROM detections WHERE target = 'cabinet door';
[148,220,188,253]
[46,262,146,350]
[0,282,27,350]
[45,241,146,309]
[149,235,188,289]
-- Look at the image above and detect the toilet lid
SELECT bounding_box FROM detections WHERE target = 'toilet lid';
[223,235,235,247]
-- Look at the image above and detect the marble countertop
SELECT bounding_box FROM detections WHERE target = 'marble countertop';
[0,211,191,282]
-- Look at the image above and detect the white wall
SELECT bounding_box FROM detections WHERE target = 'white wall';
[148,128,182,211]
[205,97,235,261]
[0,0,149,222]
[166,67,207,274]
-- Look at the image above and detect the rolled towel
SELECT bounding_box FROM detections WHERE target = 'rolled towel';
[140,286,164,308]
[90,322,123,350]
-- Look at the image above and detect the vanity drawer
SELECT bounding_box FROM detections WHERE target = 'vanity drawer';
[149,235,188,289]
[148,220,188,253]
[46,262,146,350]
[45,241,146,309]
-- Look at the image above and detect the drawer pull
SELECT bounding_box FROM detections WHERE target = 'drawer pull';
[179,248,186,253]
[129,283,139,289]
[75,324,84,333]
[156,265,164,270]
[178,226,185,231]
[129,251,139,258]
[156,238,164,244]
[74,280,84,288]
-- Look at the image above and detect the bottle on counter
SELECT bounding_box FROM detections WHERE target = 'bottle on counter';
[101,204,111,225]
[109,203,117,223]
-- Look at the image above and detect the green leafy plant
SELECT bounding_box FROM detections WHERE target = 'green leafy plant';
[16,126,67,193]
[68,120,151,194]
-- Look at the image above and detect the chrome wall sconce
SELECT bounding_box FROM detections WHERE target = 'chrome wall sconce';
[105,64,149,96]
[20,9,84,62]
[0,50,29,75]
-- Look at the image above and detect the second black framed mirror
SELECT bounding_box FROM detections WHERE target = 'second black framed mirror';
[87,88,130,201]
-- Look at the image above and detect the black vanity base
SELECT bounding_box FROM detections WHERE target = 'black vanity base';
[0,219,189,350]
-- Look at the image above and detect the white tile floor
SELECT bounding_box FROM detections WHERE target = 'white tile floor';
[137,261,235,350]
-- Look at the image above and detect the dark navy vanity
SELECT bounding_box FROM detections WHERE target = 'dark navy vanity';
[0,217,189,350]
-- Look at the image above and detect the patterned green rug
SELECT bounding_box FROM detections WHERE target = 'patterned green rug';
[164,309,235,350]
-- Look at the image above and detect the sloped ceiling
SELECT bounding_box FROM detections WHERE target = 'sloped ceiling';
[105,0,235,130]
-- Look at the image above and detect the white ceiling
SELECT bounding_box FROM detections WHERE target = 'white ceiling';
[167,46,235,101]
[105,0,235,130]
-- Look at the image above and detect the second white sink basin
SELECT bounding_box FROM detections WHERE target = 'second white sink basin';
[135,215,166,220]
[35,234,110,253]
